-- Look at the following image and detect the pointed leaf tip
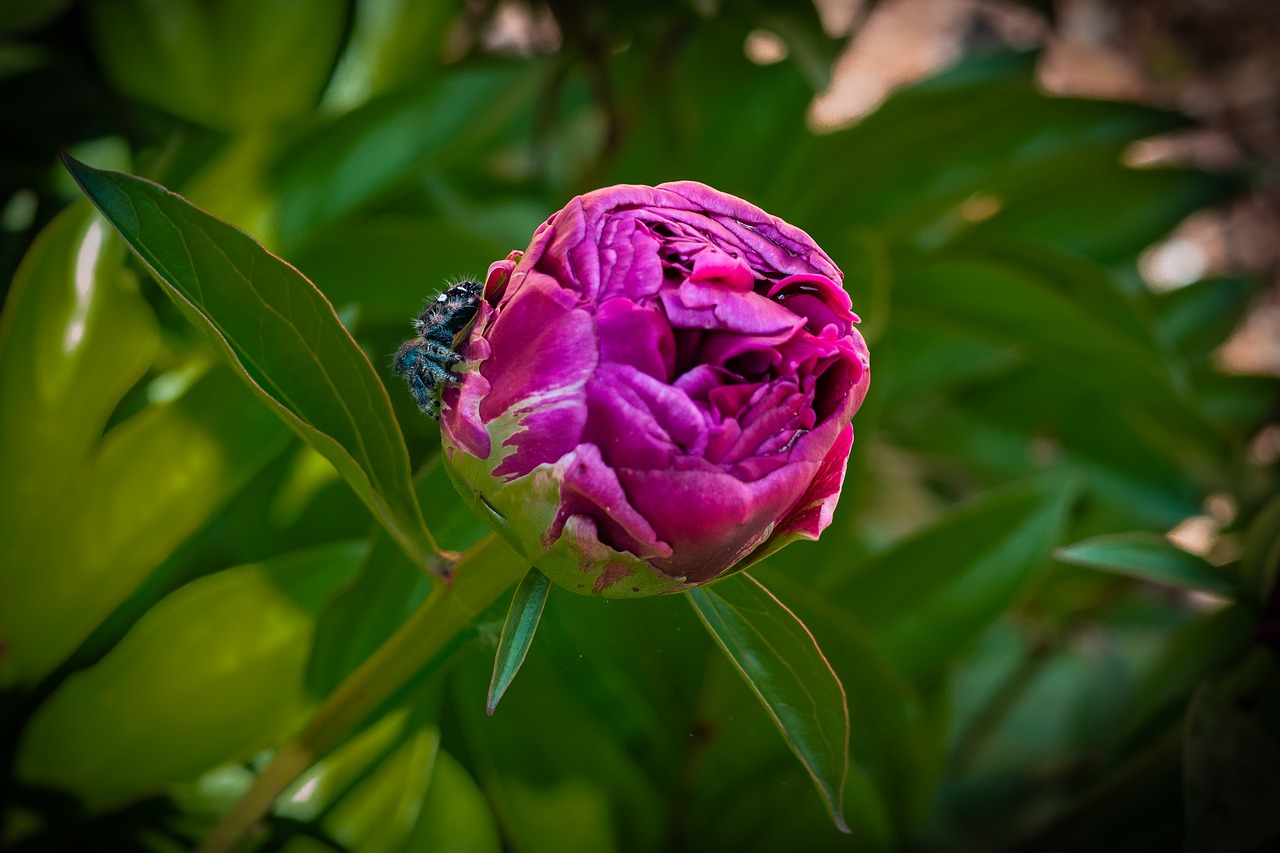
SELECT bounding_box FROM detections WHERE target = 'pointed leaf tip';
[60,157,441,574]
[689,574,851,833]
[487,567,551,715]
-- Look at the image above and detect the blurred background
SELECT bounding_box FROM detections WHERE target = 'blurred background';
[2,1,1278,851]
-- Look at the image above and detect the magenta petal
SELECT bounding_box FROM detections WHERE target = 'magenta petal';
[479,275,596,423]
[585,365,707,468]
[548,444,672,559]
[492,396,589,480]
[597,298,675,381]
[767,422,854,542]
[621,461,813,584]
[661,284,802,335]
[689,248,753,291]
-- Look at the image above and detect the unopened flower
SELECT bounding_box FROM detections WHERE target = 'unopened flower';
[437,182,869,597]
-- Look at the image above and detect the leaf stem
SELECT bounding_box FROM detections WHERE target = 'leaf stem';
[197,534,524,853]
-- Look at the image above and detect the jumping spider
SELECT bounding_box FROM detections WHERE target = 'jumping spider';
[394,278,483,419]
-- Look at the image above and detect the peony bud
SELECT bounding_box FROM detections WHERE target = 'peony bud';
[435,182,869,597]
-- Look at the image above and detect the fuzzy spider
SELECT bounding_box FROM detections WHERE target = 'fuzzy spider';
[394,279,483,419]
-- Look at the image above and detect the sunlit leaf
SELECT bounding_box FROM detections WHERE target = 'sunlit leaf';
[689,573,851,832]
[1056,532,1236,596]
[63,154,443,572]
[0,203,156,685]
[16,541,365,809]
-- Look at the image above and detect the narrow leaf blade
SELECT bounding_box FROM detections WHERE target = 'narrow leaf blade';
[61,153,441,572]
[689,573,851,833]
[487,567,550,715]
[1056,532,1236,596]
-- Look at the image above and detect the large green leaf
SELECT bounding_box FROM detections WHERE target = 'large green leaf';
[781,54,1191,241]
[6,367,288,686]
[87,0,346,131]
[0,204,156,685]
[320,723,442,852]
[688,573,851,832]
[16,541,365,809]
[838,478,1076,680]
[63,154,444,573]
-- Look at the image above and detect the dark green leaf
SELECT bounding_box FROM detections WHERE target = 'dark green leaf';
[16,541,365,809]
[1242,493,1280,607]
[272,66,546,247]
[1056,532,1236,596]
[63,154,443,573]
[689,573,851,832]
[291,215,505,323]
[452,628,666,853]
[487,567,549,715]
[752,568,936,824]
[839,477,1076,680]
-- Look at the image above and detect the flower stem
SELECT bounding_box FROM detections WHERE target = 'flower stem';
[197,533,525,853]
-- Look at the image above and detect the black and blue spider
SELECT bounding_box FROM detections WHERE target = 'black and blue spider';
[394,278,483,419]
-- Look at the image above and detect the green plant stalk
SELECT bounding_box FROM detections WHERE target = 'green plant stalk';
[198,533,525,853]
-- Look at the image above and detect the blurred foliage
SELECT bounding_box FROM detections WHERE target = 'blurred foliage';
[2,1,1278,851]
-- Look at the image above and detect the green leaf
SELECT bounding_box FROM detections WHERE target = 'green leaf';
[62,154,444,573]
[406,749,503,853]
[16,541,366,809]
[839,477,1076,680]
[86,0,346,131]
[893,253,1179,407]
[291,215,505,323]
[753,568,936,824]
[487,567,549,715]
[321,724,442,852]
[274,704,417,824]
[6,366,289,686]
[307,457,491,698]
[0,204,157,685]
[452,635,666,853]
[1056,532,1236,596]
[784,54,1190,239]
[272,65,546,247]
[688,573,851,833]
